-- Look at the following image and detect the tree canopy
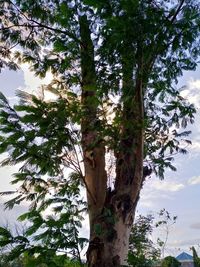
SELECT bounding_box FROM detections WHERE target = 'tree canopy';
[0,0,198,177]
[0,0,200,266]
[161,256,181,267]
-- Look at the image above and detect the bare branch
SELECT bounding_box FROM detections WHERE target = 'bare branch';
[170,0,185,24]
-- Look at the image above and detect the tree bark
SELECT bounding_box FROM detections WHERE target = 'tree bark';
[80,16,144,267]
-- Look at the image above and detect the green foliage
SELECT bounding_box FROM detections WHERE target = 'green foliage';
[0,254,24,267]
[161,256,181,267]
[128,214,160,267]
[0,252,86,267]
[0,91,87,263]
[0,193,87,264]
[0,0,198,180]
[128,210,178,267]
[0,0,200,264]
[191,246,200,267]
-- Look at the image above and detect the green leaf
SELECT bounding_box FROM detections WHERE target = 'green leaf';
[0,227,12,238]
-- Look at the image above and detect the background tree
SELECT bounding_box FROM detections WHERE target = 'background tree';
[0,1,200,266]
[128,214,160,267]
[128,209,177,267]
[191,246,200,267]
[161,256,181,267]
[156,209,177,258]
[0,251,85,267]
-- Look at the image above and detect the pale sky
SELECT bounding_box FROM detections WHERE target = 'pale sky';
[0,64,200,257]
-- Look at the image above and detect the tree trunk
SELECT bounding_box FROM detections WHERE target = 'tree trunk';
[79,15,145,267]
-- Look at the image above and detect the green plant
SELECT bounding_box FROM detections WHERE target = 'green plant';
[191,246,200,267]
[128,214,160,267]
[0,1,200,266]
[161,256,181,267]
[156,209,177,258]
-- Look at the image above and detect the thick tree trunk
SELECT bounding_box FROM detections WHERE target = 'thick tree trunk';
[79,16,145,267]
[86,214,134,267]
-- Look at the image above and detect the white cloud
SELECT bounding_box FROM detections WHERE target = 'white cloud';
[139,178,185,208]
[188,79,200,90]
[21,63,53,92]
[179,78,200,157]
[191,140,200,152]
[188,176,200,185]
[180,78,200,108]
[139,197,156,208]
[150,180,185,192]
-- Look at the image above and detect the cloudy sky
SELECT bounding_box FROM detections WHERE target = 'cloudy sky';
[0,64,200,257]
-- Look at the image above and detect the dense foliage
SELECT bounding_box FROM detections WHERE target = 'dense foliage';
[0,0,198,178]
[161,256,181,267]
[0,252,85,267]
[0,91,88,262]
[0,0,200,266]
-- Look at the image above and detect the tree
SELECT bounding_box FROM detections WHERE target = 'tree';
[156,209,177,258]
[0,251,85,267]
[128,210,177,267]
[191,246,200,267]
[128,214,160,267]
[0,1,200,266]
[161,256,181,267]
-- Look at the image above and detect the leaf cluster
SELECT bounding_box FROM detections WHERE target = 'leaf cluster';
[161,256,181,267]
[128,214,160,267]
[0,1,199,179]
[0,1,200,264]
[0,91,87,263]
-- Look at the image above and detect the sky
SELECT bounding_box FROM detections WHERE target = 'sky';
[0,64,200,258]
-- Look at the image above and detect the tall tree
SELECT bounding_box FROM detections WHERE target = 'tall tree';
[0,0,200,266]
[191,246,200,267]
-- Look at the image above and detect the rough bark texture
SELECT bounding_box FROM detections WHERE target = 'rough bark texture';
[80,16,145,267]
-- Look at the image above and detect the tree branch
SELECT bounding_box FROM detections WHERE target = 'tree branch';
[170,0,185,24]
[5,0,81,44]
[144,0,186,70]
